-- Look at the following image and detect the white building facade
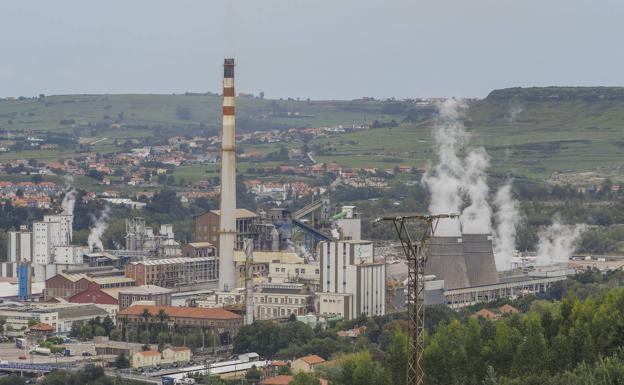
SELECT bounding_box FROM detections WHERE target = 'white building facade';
[319,240,385,320]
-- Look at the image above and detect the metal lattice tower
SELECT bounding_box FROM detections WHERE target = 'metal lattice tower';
[375,213,457,385]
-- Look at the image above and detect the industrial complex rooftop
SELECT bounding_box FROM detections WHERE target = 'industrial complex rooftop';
[119,305,242,320]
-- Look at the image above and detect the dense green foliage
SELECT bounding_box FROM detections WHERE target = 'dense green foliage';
[422,286,624,384]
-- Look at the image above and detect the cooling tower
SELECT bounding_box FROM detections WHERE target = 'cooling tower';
[218,58,237,291]
[426,236,470,289]
[462,234,499,286]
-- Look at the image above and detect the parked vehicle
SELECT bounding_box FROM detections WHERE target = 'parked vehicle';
[29,347,52,356]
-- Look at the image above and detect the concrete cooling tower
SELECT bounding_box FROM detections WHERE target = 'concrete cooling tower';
[426,233,499,289]
[426,236,470,289]
[462,234,499,287]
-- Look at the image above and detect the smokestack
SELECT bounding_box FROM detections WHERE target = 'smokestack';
[244,239,254,325]
[219,58,237,291]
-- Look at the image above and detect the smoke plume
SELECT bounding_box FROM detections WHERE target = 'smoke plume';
[61,189,77,215]
[493,182,521,270]
[61,175,77,215]
[423,99,492,236]
[536,218,585,266]
[422,99,469,236]
[461,147,492,234]
[88,206,111,252]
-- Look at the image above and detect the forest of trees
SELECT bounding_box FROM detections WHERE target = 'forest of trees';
[230,273,624,385]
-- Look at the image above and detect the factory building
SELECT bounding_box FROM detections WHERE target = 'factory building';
[32,214,83,281]
[124,257,217,289]
[117,305,243,336]
[268,261,320,287]
[233,250,304,287]
[0,226,30,279]
[0,303,109,333]
[319,240,385,320]
[125,218,181,257]
[253,283,314,321]
[318,292,353,320]
[117,285,172,309]
[45,271,136,300]
[181,242,217,258]
[7,225,32,263]
[194,209,259,250]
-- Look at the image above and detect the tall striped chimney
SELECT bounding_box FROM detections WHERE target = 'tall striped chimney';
[219,58,237,291]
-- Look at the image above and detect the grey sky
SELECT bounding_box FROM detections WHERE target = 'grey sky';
[1,0,623,100]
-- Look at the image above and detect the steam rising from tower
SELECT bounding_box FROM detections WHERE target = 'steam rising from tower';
[219,58,237,291]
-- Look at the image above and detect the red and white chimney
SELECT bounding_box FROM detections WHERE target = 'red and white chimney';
[218,58,237,291]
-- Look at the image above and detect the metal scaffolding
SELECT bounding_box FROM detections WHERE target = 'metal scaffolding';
[374,213,457,385]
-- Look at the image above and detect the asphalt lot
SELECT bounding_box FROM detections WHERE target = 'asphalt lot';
[0,342,102,364]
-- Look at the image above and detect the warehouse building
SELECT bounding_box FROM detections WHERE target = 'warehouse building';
[124,257,217,289]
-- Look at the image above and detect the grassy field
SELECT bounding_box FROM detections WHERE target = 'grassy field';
[2,88,624,183]
[0,94,390,133]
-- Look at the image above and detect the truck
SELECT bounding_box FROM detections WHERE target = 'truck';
[29,346,52,356]
[15,338,26,349]
[63,347,77,357]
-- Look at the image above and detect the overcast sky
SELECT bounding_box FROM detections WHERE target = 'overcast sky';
[1,0,623,100]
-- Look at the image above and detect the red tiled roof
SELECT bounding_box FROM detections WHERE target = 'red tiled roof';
[299,355,325,365]
[271,360,289,367]
[29,323,54,332]
[138,350,161,357]
[119,305,241,320]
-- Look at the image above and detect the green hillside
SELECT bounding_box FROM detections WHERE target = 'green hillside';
[1,87,624,183]
[467,87,624,181]
[0,94,390,133]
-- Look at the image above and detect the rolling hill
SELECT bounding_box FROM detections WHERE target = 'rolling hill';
[1,87,624,183]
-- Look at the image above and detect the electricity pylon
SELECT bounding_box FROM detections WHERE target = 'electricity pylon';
[374,213,457,385]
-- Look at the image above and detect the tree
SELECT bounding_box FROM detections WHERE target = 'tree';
[385,330,408,385]
[140,331,151,344]
[102,316,114,336]
[157,309,169,325]
[114,353,130,369]
[291,372,321,385]
[80,324,94,340]
[141,308,151,332]
[335,352,386,385]
[245,365,262,382]
[512,315,547,376]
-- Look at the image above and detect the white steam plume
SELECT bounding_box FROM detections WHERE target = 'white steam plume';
[422,99,469,236]
[88,206,111,252]
[536,218,585,266]
[493,182,520,270]
[61,189,77,215]
[461,147,491,234]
